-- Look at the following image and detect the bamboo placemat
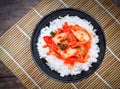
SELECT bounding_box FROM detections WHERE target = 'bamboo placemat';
[0,0,120,89]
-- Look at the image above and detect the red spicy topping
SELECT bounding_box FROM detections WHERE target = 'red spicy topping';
[43,22,92,68]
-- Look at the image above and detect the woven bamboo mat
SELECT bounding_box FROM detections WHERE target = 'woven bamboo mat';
[0,0,120,89]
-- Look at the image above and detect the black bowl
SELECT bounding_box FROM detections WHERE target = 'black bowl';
[31,8,106,83]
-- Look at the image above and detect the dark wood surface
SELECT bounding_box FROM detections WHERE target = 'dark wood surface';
[0,0,40,36]
[0,0,40,88]
[0,61,26,89]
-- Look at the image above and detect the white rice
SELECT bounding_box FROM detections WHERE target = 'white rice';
[37,15,100,77]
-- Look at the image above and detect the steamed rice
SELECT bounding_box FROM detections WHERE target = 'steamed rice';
[37,15,100,77]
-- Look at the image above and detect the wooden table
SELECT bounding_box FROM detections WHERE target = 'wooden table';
[0,0,120,89]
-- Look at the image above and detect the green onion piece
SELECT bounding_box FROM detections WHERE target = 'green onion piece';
[57,43,66,50]
[61,44,66,50]
[50,31,56,36]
